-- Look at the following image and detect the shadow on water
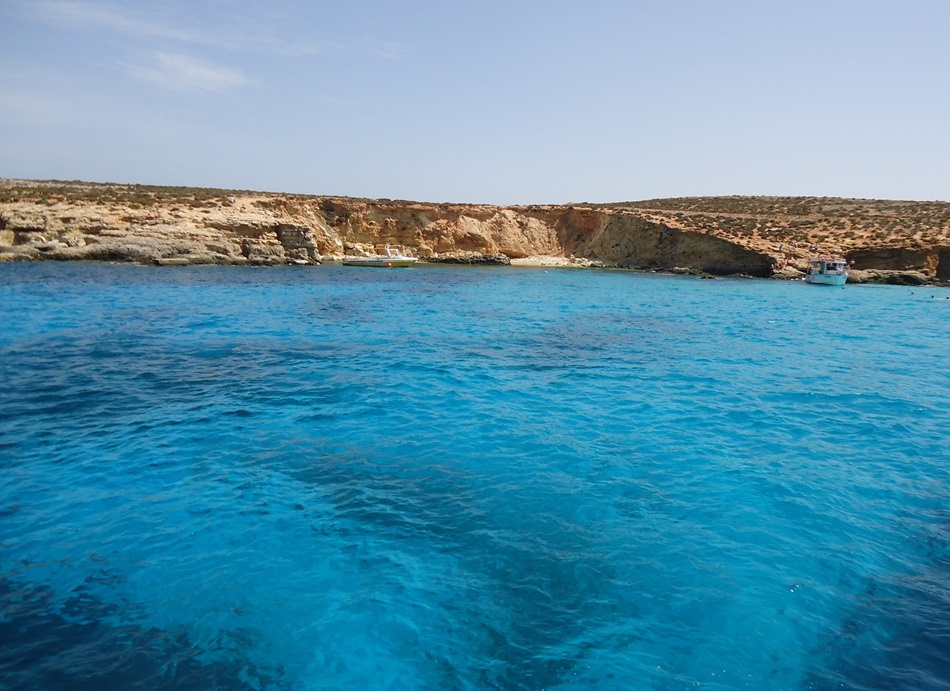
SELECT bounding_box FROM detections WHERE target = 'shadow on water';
[291,453,626,690]
[0,577,285,691]
[808,526,950,690]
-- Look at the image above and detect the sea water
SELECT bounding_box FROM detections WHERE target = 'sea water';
[1,262,948,690]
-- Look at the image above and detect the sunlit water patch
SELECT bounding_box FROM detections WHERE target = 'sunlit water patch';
[1,263,949,689]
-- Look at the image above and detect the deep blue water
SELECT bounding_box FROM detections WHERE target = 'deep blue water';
[1,262,949,690]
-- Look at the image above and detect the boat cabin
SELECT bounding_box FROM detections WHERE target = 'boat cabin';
[809,258,848,275]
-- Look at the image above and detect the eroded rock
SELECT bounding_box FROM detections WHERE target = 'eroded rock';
[1,181,947,282]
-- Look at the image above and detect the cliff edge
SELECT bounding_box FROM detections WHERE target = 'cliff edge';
[2,180,949,282]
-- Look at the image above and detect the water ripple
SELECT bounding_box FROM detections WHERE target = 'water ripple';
[1,263,949,689]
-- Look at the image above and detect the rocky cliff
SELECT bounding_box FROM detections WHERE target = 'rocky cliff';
[2,180,949,282]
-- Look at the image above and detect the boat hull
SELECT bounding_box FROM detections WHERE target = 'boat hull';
[804,273,847,286]
[342,257,418,267]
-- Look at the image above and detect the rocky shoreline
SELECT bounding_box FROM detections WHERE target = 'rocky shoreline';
[2,180,949,285]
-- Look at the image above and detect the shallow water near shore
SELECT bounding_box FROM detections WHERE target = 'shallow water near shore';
[1,262,949,690]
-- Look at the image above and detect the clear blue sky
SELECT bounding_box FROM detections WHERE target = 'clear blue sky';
[1,1,948,204]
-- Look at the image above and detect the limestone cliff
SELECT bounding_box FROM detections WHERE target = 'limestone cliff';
[2,180,949,282]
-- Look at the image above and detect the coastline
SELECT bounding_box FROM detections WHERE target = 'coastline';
[2,179,949,285]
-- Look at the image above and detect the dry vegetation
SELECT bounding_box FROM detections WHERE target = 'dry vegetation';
[0,179,253,210]
[598,196,950,253]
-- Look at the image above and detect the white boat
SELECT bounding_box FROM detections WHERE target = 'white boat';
[805,257,849,286]
[342,247,419,267]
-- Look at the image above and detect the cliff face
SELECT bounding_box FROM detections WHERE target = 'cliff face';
[2,180,949,281]
[587,214,774,277]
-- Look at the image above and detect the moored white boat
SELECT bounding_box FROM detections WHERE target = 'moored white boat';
[805,257,849,286]
[342,247,418,267]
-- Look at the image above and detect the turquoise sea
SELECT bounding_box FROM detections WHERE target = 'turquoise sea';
[1,262,949,690]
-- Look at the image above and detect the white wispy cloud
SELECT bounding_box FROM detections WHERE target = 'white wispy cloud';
[17,0,406,59]
[22,0,210,44]
[123,52,251,93]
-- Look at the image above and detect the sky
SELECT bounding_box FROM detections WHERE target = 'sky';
[1,0,948,204]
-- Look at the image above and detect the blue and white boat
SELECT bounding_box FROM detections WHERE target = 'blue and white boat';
[805,257,849,286]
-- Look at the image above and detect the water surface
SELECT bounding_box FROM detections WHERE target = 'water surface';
[1,263,949,689]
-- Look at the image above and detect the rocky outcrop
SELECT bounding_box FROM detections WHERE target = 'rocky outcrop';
[0,186,775,275]
[845,246,950,281]
[848,269,933,286]
[2,180,948,283]
[771,265,806,280]
[937,248,950,282]
[427,252,512,265]
[846,248,933,273]
[0,197,326,266]
[586,213,774,277]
